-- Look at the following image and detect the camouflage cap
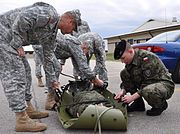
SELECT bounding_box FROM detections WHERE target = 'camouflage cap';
[114,40,127,60]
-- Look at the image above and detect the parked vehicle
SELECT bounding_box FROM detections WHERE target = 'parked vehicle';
[132,30,180,83]
[23,45,34,54]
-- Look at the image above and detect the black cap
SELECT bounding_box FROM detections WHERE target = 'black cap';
[114,40,127,60]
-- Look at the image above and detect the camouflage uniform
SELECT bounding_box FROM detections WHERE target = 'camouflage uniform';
[45,51,60,94]
[73,20,91,38]
[55,33,96,80]
[54,33,96,80]
[71,9,91,38]
[0,2,59,112]
[32,45,44,78]
[120,49,175,109]
[78,32,108,82]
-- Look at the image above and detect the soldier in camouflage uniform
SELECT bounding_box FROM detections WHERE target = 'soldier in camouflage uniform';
[55,33,104,84]
[45,10,91,111]
[54,33,105,116]
[114,40,174,116]
[32,45,45,87]
[0,2,77,132]
[71,9,91,38]
[78,32,108,83]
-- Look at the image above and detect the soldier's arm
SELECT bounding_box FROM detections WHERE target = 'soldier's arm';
[93,39,108,82]
[120,68,136,92]
[137,53,164,95]
[66,36,96,80]
[42,41,59,87]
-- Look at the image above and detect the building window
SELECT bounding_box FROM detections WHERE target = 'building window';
[127,39,134,44]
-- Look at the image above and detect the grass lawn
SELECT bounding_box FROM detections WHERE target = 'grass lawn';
[91,53,117,61]
[105,53,116,61]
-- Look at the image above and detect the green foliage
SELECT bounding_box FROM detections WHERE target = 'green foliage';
[105,53,115,61]
[91,53,116,61]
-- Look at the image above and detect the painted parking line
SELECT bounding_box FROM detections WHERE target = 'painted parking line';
[176,88,180,91]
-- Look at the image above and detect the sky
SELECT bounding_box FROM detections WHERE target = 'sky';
[0,0,179,38]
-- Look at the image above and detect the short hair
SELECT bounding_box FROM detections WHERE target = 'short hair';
[63,11,78,32]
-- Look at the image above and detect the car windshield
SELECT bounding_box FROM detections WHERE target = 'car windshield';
[147,30,180,43]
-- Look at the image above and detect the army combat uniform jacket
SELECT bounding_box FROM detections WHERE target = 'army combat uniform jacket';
[120,49,174,108]
[0,2,59,112]
[78,32,108,82]
[55,33,96,80]
[72,20,91,38]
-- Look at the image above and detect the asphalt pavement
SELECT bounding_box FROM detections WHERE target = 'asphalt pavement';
[0,55,180,134]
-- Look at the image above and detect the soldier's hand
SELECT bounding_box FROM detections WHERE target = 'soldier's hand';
[52,81,60,89]
[114,89,125,101]
[17,47,25,57]
[122,95,134,104]
[92,78,104,87]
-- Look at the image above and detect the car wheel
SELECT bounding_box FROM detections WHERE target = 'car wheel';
[172,61,180,83]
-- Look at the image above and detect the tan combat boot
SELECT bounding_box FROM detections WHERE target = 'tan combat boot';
[45,93,56,110]
[37,77,44,87]
[15,111,47,132]
[26,101,49,119]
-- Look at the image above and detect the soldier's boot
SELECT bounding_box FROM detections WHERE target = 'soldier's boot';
[45,93,56,110]
[37,77,44,87]
[146,101,168,116]
[15,111,47,132]
[26,101,49,119]
[127,97,145,112]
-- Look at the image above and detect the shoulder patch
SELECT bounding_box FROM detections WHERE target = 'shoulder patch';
[143,57,148,61]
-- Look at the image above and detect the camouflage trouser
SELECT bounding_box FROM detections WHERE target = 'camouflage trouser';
[33,46,44,78]
[141,82,174,108]
[68,90,106,117]
[120,69,174,109]
[0,42,32,112]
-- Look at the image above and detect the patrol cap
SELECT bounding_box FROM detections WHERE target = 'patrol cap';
[114,40,127,60]
[72,9,82,26]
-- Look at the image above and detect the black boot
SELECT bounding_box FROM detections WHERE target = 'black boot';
[146,101,168,116]
[127,97,145,112]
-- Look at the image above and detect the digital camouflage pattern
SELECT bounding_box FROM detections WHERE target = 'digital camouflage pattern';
[32,44,60,94]
[120,49,175,108]
[68,90,106,117]
[0,2,59,112]
[54,33,96,80]
[71,9,91,38]
[78,32,108,82]
[73,20,91,38]
[32,45,44,78]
